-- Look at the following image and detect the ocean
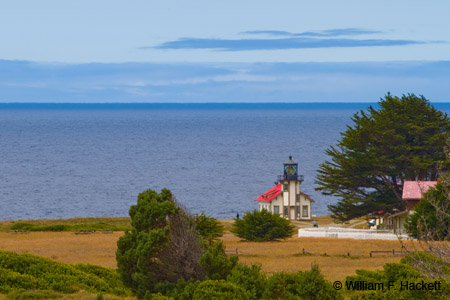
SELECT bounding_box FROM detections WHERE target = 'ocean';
[1,103,449,220]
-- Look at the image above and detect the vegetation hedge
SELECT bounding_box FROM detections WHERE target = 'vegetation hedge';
[5,289,63,300]
[0,250,129,296]
[263,265,342,300]
[232,210,295,241]
[226,264,267,299]
[346,254,450,299]
[10,222,130,232]
[192,280,248,300]
[199,241,238,280]
[406,181,450,240]
[194,213,224,242]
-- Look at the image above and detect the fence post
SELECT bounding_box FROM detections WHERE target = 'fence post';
[236,248,238,255]
[392,249,395,256]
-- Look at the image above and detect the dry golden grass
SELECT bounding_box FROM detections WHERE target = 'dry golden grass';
[0,229,407,282]
[0,231,122,269]
[221,235,404,282]
[220,218,235,234]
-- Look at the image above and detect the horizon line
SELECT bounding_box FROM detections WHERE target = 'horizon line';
[1,101,450,104]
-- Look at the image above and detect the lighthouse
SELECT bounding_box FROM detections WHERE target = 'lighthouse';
[255,156,312,220]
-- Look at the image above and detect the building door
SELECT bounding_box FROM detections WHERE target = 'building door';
[290,207,295,220]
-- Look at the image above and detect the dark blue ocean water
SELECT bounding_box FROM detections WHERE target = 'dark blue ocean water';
[1,103,449,221]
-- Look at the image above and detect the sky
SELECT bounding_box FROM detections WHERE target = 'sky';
[1,0,450,102]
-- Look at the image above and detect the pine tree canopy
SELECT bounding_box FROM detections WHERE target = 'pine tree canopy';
[315,93,450,222]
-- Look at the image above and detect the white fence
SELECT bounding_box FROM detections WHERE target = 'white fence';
[298,227,410,240]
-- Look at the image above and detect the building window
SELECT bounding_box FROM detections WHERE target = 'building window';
[274,206,280,214]
[283,184,288,191]
[302,205,309,217]
[284,207,288,217]
[296,194,300,202]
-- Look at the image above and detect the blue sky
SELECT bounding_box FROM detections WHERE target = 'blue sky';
[1,1,450,102]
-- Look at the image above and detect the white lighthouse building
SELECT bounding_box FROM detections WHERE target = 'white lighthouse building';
[255,156,313,220]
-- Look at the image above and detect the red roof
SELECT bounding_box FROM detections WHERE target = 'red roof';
[255,184,282,202]
[254,184,315,202]
[402,181,437,200]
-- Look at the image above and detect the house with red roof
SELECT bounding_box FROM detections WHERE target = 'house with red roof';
[255,156,314,220]
[384,181,437,234]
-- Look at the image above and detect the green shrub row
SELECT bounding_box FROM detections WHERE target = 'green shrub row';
[148,258,449,300]
[142,249,450,300]
[144,253,342,300]
[5,289,62,300]
[10,222,130,232]
[0,250,130,296]
[346,254,450,300]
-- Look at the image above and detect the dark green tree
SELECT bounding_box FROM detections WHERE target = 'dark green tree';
[316,93,450,221]
[194,213,224,243]
[231,210,295,241]
[116,189,205,298]
[199,241,238,280]
[227,264,267,300]
[406,180,450,240]
[264,265,343,300]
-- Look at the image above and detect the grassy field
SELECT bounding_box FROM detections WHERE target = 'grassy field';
[222,235,402,282]
[0,217,404,283]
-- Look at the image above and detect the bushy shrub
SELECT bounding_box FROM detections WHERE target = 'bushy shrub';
[74,263,126,293]
[159,279,201,300]
[227,264,266,299]
[401,251,450,278]
[346,259,450,300]
[10,223,69,232]
[406,182,450,240]
[146,293,175,300]
[0,267,43,291]
[199,241,238,280]
[6,289,62,299]
[194,213,224,242]
[264,265,342,300]
[232,210,295,241]
[0,250,129,296]
[192,280,248,300]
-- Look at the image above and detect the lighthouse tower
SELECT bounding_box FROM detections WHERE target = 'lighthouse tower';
[277,156,304,220]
